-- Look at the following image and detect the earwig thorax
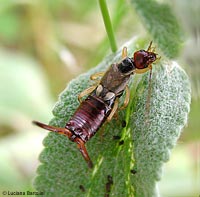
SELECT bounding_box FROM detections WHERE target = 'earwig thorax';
[117,57,135,74]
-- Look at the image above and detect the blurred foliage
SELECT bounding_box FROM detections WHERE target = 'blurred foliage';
[131,0,184,58]
[0,49,53,123]
[0,0,199,197]
[171,0,200,99]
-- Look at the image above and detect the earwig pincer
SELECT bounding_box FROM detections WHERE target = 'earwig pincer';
[33,42,158,168]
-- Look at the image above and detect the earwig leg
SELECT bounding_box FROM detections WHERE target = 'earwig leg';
[107,99,119,122]
[122,47,128,59]
[90,72,104,80]
[135,64,152,74]
[33,121,72,138]
[120,86,130,110]
[135,67,150,74]
[78,85,96,103]
[75,138,93,168]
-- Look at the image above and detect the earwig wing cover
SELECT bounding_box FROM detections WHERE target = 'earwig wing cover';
[33,38,191,197]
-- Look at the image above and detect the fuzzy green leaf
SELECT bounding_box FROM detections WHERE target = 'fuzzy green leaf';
[34,38,191,197]
[130,0,184,58]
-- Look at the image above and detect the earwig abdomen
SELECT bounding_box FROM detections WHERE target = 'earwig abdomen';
[66,95,111,142]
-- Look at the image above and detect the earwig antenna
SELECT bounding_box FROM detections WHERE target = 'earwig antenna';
[32,121,72,138]
[145,66,153,124]
[156,55,161,61]
[147,41,153,52]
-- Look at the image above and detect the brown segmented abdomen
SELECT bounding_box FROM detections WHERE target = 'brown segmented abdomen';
[65,95,111,142]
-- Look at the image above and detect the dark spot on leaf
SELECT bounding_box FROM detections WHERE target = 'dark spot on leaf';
[131,168,137,174]
[79,185,85,192]
[105,175,113,197]
[121,120,126,127]
[113,135,121,140]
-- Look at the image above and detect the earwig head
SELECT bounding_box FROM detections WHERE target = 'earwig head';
[133,50,157,69]
[118,57,135,75]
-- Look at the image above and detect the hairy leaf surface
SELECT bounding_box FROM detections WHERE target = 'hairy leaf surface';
[34,38,191,197]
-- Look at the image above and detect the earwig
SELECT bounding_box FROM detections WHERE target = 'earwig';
[33,42,158,168]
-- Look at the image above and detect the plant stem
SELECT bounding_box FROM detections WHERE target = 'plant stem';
[99,0,118,52]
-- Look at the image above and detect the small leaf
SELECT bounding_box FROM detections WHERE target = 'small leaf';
[34,38,191,197]
[130,0,184,58]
